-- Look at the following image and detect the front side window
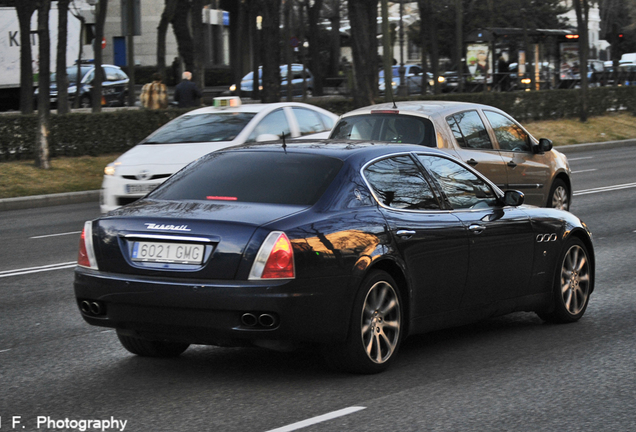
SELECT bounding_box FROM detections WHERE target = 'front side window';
[446,111,493,150]
[364,155,440,210]
[416,155,497,210]
[330,114,435,147]
[141,112,256,144]
[484,110,531,152]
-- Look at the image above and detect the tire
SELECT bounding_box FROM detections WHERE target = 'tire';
[116,330,189,358]
[538,237,592,323]
[547,178,570,211]
[79,95,91,109]
[323,270,403,374]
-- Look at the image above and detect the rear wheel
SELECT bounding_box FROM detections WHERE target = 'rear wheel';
[548,178,570,210]
[323,270,403,374]
[538,238,592,323]
[116,330,189,357]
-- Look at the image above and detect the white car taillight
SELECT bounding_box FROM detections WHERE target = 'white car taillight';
[77,221,98,270]
[248,231,295,280]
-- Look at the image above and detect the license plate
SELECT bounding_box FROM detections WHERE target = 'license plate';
[131,241,205,265]
[126,183,157,195]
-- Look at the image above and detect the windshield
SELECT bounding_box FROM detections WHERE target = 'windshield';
[330,114,436,147]
[149,151,343,206]
[142,112,257,144]
[51,66,91,84]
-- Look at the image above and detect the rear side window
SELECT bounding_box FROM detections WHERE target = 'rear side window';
[247,109,291,142]
[149,151,343,206]
[292,107,328,135]
[330,114,436,147]
[364,155,441,210]
[446,111,493,150]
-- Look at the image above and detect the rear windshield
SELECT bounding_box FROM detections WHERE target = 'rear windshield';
[330,114,436,147]
[142,112,256,144]
[149,151,343,206]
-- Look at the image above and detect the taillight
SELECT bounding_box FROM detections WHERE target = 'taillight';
[248,231,295,280]
[78,221,98,269]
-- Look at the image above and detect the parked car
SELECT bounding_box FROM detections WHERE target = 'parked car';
[76,141,595,374]
[329,101,572,210]
[100,97,337,213]
[34,63,129,108]
[229,64,314,98]
[379,64,446,94]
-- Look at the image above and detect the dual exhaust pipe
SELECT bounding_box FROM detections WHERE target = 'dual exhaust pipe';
[241,312,279,328]
[79,300,105,316]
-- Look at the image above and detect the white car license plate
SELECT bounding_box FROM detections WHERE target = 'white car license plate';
[126,184,157,195]
[131,241,205,265]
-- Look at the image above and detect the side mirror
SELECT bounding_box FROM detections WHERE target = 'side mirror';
[538,138,553,152]
[502,190,524,207]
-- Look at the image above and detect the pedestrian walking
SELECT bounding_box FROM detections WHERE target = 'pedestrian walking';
[174,71,203,108]
[140,73,168,109]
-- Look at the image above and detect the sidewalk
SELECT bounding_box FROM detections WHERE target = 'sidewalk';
[1,138,635,212]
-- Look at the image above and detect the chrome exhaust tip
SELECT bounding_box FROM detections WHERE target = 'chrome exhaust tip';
[80,300,91,314]
[241,313,258,327]
[89,302,102,315]
[258,313,277,328]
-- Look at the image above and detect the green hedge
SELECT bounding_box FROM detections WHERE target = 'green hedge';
[1,86,634,161]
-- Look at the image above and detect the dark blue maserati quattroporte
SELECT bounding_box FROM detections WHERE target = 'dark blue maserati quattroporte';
[75,142,595,374]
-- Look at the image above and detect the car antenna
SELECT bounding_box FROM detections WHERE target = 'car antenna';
[282,131,287,152]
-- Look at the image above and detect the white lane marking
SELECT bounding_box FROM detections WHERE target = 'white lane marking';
[567,156,594,161]
[264,407,367,432]
[574,182,636,196]
[0,262,77,279]
[572,169,597,174]
[0,349,11,353]
[30,231,81,239]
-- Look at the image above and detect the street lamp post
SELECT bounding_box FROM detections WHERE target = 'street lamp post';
[397,0,407,97]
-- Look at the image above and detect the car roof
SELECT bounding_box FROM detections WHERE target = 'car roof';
[223,140,449,161]
[183,102,334,116]
[340,100,499,119]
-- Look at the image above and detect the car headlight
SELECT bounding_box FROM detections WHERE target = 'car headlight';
[229,84,236,92]
[438,76,445,83]
[104,162,120,176]
[429,80,434,87]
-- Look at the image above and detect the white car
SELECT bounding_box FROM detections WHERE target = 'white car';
[100,97,337,213]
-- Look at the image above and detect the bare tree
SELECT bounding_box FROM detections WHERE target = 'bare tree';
[573,0,591,122]
[56,0,71,114]
[16,0,38,114]
[256,0,281,102]
[171,0,194,71]
[304,0,324,96]
[35,0,51,169]
[348,0,378,107]
[92,0,108,113]
[191,0,205,91]
[157,0,179,81]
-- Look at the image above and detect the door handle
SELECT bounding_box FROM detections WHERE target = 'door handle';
[469,224,486,234]
[467,158,478,166]
[507,160,517,167]
[396,230,416,238]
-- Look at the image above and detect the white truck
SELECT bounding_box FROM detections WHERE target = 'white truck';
[0,4,82,109]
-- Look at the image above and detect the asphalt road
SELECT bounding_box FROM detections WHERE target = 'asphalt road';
[0,145,635,432]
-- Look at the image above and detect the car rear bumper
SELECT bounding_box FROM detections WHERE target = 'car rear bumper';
[74,268,354,347]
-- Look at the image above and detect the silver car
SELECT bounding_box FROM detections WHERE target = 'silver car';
[329,101,571,210]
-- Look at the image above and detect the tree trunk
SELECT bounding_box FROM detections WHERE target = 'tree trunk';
[125,0,136,107]
[420,0,440,95]
[16,1,37,115]
[574,0,589,122]
[328,0,340,78]
[306,0,324,96]
[56,0,70,114]
[157,0,179,81]
[348,0,378,108]
[455,0,463,93]
[381,0,393,102]
[191,0,205,92]
[171,0,194,71]
[92,0,108,113]
[36,0,51,169]
[258,0,281,103]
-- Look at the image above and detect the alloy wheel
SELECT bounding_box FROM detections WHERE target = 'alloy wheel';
[560,244,591,315]
[360,280,401,364]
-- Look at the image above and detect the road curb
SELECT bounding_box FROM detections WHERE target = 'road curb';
[0,190,100,212]
[556,138,636,153]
